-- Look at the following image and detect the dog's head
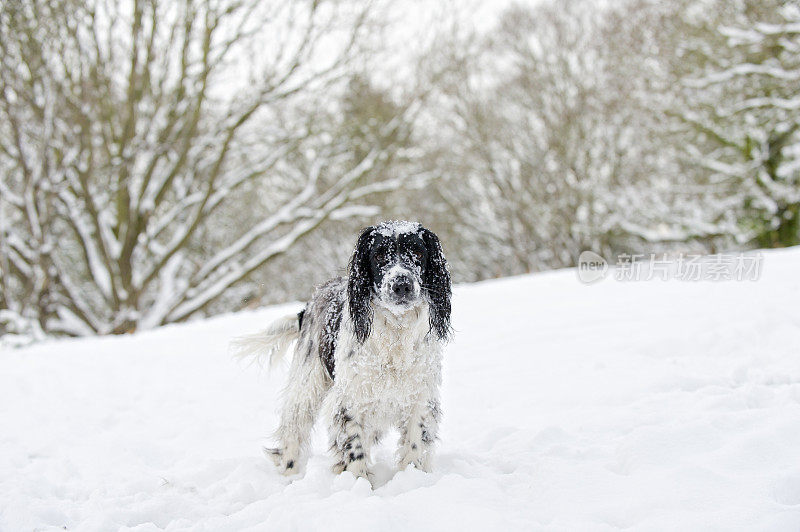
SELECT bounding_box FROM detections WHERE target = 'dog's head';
[348,221,451,343]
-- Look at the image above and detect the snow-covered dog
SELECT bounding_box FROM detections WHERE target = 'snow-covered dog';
[235,221,452,482]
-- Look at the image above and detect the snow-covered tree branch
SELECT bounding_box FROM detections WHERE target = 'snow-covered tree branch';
[655,0,800,248]
[0,0,427,338]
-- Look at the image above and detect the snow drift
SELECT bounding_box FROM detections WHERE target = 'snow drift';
[2,248,800,531]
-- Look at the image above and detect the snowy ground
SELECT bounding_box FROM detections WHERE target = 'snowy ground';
[2,248,800,531]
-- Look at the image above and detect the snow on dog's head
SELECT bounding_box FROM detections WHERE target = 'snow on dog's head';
[347,221,452,343]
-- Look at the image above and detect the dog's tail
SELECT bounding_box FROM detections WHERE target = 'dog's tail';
[230,313,301,369]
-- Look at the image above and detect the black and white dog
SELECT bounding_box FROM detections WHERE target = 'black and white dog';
[236,221,451,482]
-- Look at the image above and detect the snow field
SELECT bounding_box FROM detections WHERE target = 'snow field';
[2,248,800,530]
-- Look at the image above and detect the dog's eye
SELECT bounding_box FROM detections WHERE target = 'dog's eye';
[410,249,424,262]
[375,251,388,263]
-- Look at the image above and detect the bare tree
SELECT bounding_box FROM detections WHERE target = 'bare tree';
[0,0,425,338]
[428,0,675,278]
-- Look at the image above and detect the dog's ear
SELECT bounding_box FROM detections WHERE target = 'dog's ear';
[420,227,452,341]
[348,226,376,343]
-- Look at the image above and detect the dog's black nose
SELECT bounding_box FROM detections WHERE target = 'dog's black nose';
[392,276,413,298]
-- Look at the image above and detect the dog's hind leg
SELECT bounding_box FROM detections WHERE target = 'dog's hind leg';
[267,342,331,475]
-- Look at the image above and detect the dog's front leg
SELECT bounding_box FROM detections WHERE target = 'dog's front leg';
[397,398,441,472]
[329,405,371,480]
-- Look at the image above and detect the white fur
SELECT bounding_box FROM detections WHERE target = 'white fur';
[230,314,299,369]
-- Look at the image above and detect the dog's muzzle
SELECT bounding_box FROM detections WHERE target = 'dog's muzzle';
[382,267,420,306]
[391,274,414,302]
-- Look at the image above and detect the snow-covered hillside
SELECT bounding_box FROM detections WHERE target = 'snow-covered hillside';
[2,248,800,531]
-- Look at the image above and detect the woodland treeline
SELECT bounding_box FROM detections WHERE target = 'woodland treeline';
[1,0,797,341]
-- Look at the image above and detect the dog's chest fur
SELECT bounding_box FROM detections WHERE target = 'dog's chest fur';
[333,302,442,425]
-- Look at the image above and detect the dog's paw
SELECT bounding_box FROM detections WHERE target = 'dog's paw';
[348,461,371,480]
[397,446,431,473]
[263,446,282,465]
[263,446,299,475]
[397,449,430,473]
[332,459,372,482]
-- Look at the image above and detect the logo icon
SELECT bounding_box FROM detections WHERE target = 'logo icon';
[577,250,608,284]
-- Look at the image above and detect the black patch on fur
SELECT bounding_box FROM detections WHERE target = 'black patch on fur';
[342,434,359,450]
[334,408,353,426]
[286,460,294,469]
[428,399,442,422]
[318,281,343,379]
[348,226,377,344]
[297,308,306,330]
[411,444,417,450]
[421,429,433,444]
[419,227,452,341]
[321,344,336,379]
